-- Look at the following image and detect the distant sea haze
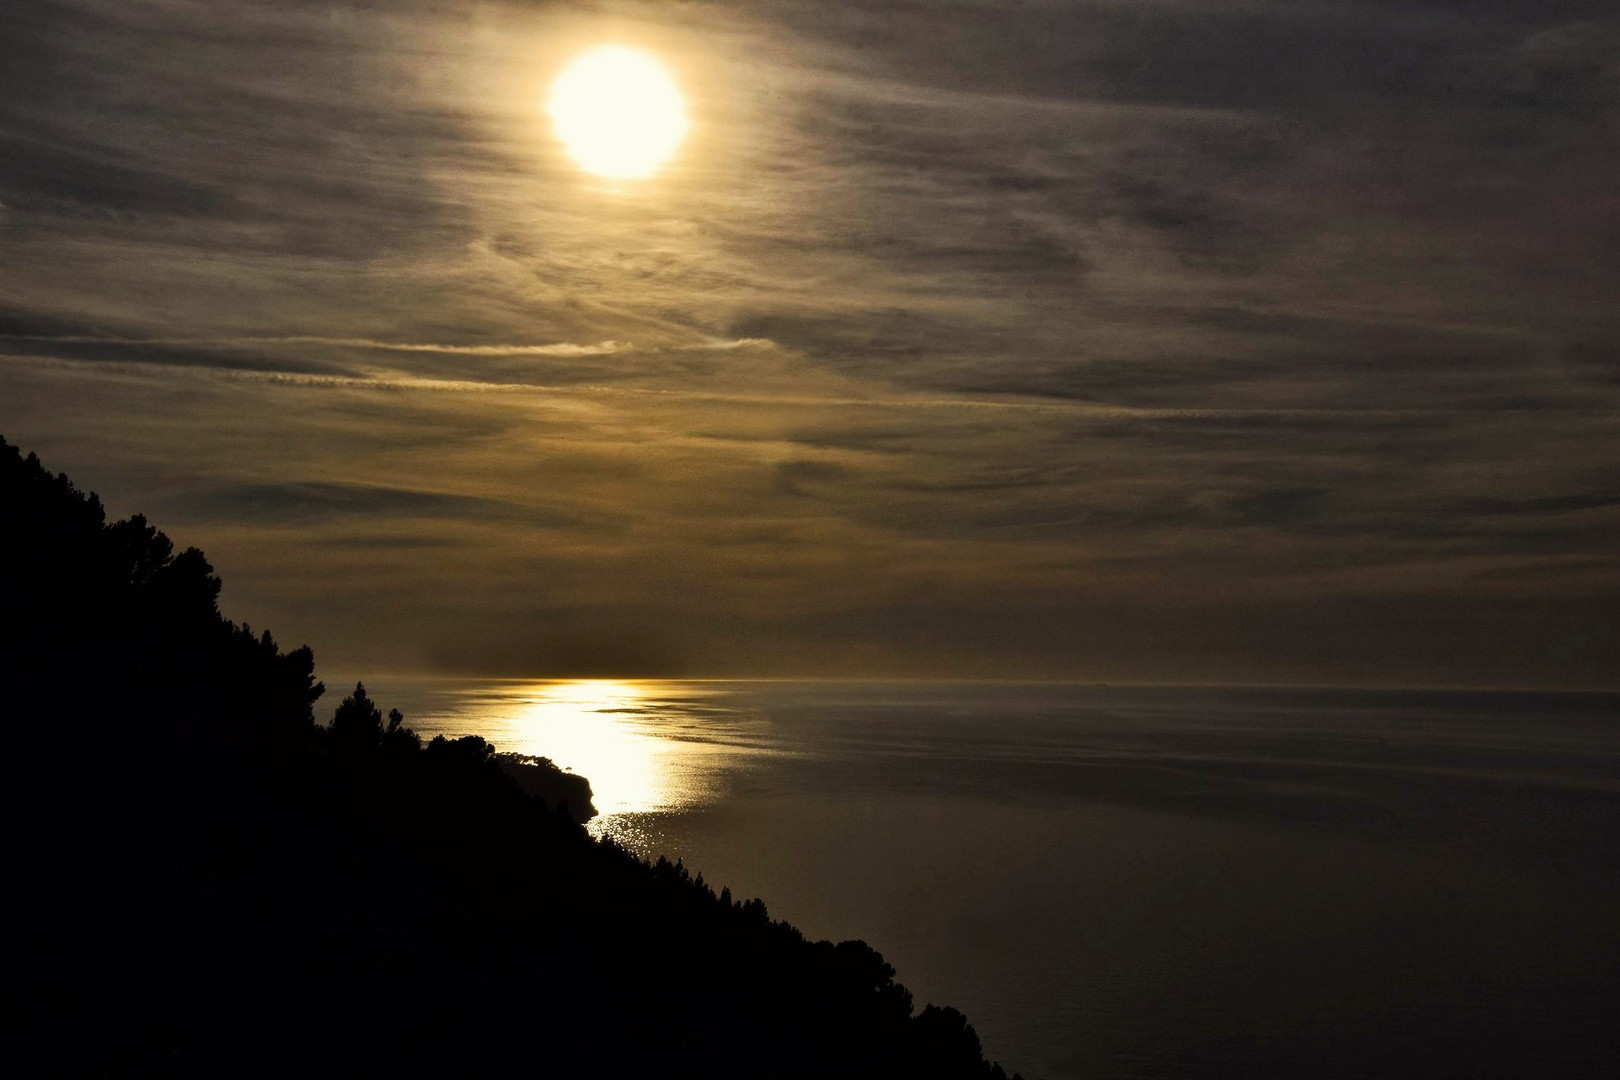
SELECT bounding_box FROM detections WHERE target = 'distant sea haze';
[343,679,1620,1080]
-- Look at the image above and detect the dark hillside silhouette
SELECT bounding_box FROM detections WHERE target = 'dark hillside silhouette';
[2,435,1018,1079]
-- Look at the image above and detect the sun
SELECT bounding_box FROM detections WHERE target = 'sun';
[547,46,690,180]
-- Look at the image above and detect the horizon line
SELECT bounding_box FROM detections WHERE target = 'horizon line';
[318,672,1620,696]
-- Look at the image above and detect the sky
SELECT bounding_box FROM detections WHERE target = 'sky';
[2,0,1616,686]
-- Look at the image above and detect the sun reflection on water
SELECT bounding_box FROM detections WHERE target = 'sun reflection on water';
[431,680,728,833]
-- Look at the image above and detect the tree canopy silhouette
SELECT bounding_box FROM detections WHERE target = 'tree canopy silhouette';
[3,435,1019,1079]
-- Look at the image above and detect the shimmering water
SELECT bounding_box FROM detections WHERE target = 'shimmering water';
[342,678,1620,1079]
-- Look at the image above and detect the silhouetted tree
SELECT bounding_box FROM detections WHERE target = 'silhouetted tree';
[330,681,385,752]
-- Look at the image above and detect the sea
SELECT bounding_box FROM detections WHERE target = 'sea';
[330,677,1620,1079]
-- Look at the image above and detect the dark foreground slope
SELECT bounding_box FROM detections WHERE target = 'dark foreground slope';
[3,436,1017,1079]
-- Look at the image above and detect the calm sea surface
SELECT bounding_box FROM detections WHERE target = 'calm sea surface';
[336,678,1620,1079]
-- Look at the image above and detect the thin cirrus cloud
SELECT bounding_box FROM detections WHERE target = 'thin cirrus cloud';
[0,0,1616,686]
[0,334,635,357]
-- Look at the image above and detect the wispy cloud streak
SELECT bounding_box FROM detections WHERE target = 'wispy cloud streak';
[0,334,633,357]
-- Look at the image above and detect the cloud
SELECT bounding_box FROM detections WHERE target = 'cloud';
[2,0,1617,686]
[0,340,339,376]
[3,332,785,358]
[259,337,634,357]
[167,480,584,530]
[1499,20,1620,110]
[1,332,632,357]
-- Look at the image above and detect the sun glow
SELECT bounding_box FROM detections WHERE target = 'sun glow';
[547,46,690,180]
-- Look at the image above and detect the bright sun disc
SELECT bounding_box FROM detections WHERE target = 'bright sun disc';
[548,46,689,180]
